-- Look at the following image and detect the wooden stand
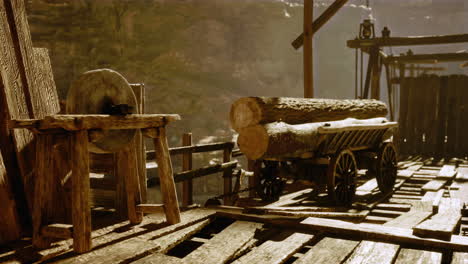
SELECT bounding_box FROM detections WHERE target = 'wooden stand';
[11,114,181,253]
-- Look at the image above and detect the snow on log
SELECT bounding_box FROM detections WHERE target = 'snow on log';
[230,97,388,131]
[237,118,390,160]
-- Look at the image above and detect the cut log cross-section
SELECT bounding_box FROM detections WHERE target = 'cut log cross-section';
[230,97,388,131]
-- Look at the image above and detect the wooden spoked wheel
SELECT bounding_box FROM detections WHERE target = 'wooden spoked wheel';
[254,160,286,202]
[376,142,397,193]
[327,149,357,205]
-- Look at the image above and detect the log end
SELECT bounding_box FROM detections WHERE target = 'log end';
[230,97,262,131]
[237,125,269,160]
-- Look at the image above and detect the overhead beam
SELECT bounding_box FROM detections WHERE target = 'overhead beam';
[347,34,468,49]
[384,52,468,64]
[292,0,348,49]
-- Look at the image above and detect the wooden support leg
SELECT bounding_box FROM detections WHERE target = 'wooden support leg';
[248,160,256,198]
[152,127,181,224]
[117,141,143,224]
[223,147,233,205]
[32,134,53,249]
[182,133,193,207]
[70,130,91,253]
[114,151,127,219]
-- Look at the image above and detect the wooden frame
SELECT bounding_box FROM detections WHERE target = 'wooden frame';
[11,114,182,253]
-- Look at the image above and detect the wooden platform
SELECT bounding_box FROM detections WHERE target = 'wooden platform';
[2,157,468,264]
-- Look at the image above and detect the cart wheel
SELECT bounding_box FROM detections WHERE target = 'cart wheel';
[254,160,286,202]
[327,149,357,205]
[376,142,397,193]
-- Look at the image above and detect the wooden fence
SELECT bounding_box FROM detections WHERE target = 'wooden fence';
[398,74,468,158]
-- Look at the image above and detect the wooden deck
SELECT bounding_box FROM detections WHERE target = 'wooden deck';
[2,157,468,264]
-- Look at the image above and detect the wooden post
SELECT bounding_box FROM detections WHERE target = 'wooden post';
[116,141,143,224]
[114,151,127,219]
[182,133,193,207]
[370,47,382,100]
[303,0,313,98]
[152,127,181,224]
[32,134,53,249]
[223,146,233,205]
[70,130,91,253]
[131,84,147,203]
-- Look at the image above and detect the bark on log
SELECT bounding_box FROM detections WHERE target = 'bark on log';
[237,118,389,160]
[230,97,388,131]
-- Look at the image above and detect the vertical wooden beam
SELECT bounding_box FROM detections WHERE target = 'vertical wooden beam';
[131,84,147,203]
[182,133,193,207]
[153,127,181,224]
[370,47,381,100]
[223,146,233,205]
[70,130,91,253]
[31,134,51,249]
[248,160,256,198]
[384,63,394,121]
[303,0,313,98]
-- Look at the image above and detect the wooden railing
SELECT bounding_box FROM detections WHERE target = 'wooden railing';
[146,133,237,206]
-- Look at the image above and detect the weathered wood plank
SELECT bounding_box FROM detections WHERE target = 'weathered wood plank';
[451,252,468,264]
[438,165,457,179]
[11,114,180,130]
[0,0,35,214]
[132,253,181,264]
[394,248,442,264]
[152,219,211,253]
[183,221,263,264]
[232,232,313,264]
[55,238,159,264]
[456,167,468,182]
[422,180,447,192]
[343,241,399,264]
[295,237,358,264]
[41,223,73,239]
[398,169,415,179]
[357,178,378,192]
[413,198,462,241]
[300,217,468,251]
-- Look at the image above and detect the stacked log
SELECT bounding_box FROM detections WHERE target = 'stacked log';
[230,97,388,131]
[230,97,389,160]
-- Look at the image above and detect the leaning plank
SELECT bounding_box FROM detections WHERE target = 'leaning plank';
[300,217,468,251]
[182,221,263,264]
[438,165,457,179]
[55,238,159,264]
[394,248,442,264]
[422,180,447,192]
[413,198,462,241]
[232,232,313,264]
[451,252,468,264]
[295,237,358,264]
[0,0,35,213]
[343,241,399,264]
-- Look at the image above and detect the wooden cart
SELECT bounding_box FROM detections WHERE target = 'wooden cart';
[254,120,399,204]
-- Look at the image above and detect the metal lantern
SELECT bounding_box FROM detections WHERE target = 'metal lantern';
[359,19,375,40]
